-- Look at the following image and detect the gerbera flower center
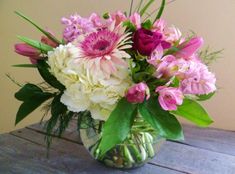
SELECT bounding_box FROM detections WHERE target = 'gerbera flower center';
[93,40,110,51]
[81,30,119,58]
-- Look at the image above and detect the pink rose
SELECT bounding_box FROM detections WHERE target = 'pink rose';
[14,43,41,64]
[125,82,150,103]
[156,86,183,111]
[133,28,171,56]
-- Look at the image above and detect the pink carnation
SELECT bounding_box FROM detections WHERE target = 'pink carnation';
[156,86,184,111]
[125,82,150,103]
[180,61,216,95]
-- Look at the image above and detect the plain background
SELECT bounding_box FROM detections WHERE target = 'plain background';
[0,0,234,133]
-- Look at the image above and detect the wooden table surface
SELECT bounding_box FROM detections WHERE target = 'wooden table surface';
[0,120,235,174]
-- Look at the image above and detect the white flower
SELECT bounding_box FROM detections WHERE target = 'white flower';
[47,43,80,87]
[48,43,132,121]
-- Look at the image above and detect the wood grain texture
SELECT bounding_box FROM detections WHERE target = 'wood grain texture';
[2,121,234,174]
[28,120,235,156]
[9,128,184,174]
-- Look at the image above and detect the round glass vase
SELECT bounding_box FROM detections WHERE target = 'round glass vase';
[80,119,165,169]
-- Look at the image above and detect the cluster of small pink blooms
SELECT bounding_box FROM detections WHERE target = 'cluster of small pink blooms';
[125,82,150,103]
[61,14,96,42]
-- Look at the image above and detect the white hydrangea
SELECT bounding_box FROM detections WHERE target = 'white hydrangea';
[47,43,80,87]
[48,43,132,121]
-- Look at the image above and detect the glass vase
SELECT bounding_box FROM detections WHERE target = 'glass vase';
[80,118,165,169]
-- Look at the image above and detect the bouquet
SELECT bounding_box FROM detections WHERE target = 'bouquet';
[12,0,219,169]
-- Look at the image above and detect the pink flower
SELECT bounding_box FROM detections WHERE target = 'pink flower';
[175,37,204,60]
[153,19,183,44]
[14,43,41,64]
[156,86,184,111]
[133,28,171,56]
[40,30,59,48]
[125,82,150,103]
[129,13,141,29]
[74,28,131,79]
[180,61,216,95]
[155,57,190,79]
[61,14,95,42]
[152,19,167,32]
[111,11,127,27]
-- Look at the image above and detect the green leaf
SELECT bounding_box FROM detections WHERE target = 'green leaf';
[138,97,184,140]
[171,99,213,127]
[164,46,180,56]
[15,83,43,101]
[102,12,110,19]
[98,98,137,157]
[123,21,136,32]
[196,92,215,101]
[170,77,180,88]
[15,84,54,125]
[37,60,65,91]
[12,64,37,68]
[141,19,152,30]
[140,0,155,16]
[154,0,166,21]
[15,11,61,44]
[17,35,53,53]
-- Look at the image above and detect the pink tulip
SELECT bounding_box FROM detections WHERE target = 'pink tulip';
[14,43,41,64]
[175,37,204,59]
[125,82,150,103]
[156,86,183,111]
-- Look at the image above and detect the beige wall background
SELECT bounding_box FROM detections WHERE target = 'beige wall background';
[0,0,234,133]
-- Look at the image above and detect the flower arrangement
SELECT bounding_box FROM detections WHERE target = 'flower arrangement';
[12,0,220,169]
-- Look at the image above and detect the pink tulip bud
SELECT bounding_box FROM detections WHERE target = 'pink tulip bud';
[125,82,150,103]
[175,37,204,59]
[15,43,40,58]
[14,43,41,64]
[41,36,58,48]
[156,86,183,111]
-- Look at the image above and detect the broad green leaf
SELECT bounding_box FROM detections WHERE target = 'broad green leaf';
[172,99,213,127]
[15,83,43,101]
[37,60,65,91]
[196,92,215,101]
[98,98,137,157]
[140,0,155,16]
[15,90,53,125]
[154,0,166,21]
[138,97,184,140]
[17,36,53,53]
[141,19,152,30]
[12,64,37,68]
[15,11,61,44]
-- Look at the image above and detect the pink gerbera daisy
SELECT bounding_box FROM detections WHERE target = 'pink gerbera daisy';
[74,28,131,79]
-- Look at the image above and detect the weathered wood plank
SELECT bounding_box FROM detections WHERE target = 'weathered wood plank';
[13,126,235,174]
[152,141,235,174]
[28,121,235,157]
[182,125,235,156]
[9,128,184,174]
